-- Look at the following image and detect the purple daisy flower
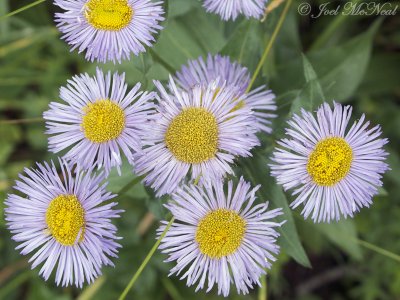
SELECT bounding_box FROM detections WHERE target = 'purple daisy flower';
[202,0,268,21]
[270,102,390,222]
[54,0,164,63]
[4,159,123,287]
[44,68,156,174]
[134,76,260,196]
[158,177,284,296]
[175,54,276,134]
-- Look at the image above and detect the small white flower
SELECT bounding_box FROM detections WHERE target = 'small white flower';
[158,177,284,296]
[44,68,156,174]
[134,76,260,196]
[270,102,389,222]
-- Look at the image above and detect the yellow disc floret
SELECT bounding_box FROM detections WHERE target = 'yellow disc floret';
[195,209,246,258]
[82,99,125,143]
[46,195,85,246]
[165,107,219,164]
[307,137,353,186]
[85,0,133,31]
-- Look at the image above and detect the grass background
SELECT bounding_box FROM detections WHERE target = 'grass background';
[0,0,399,299]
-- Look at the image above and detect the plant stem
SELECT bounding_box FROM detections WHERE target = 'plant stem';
[247,0,292,92]
[118,176,144,196]
[149,49,176,74]
[259,274,267,300]
[356,239,400,263]
[118,217,175,300]
[0,0,47,20]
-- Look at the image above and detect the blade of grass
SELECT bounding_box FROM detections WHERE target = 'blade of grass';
[356,239,400,263]
[0,0,47,21]
[0,0,9,36]
[247,0,292,92]
[118,217,175,300]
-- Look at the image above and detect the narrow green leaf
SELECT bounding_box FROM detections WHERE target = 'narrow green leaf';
[358,53,400,95]
[313,219,363,260]
[152,19,204,69]
[302,53,318,82]
[168,0,197,18]
[310,19,383,101]
[240,153,311,268]
[273,19,383,101]
[221,20,262,71]
[356,239,400,263]
[0,0,46,20]
[0,0,9,36]
[290,55,325,114]
[176,9,226,54]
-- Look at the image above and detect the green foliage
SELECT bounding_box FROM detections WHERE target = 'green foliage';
[1,0,399,299]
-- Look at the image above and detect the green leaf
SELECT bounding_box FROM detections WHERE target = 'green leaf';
[313,219,363,260]
[290,54,326,114]
[358,53,400,95]
[272,19,382,101]
[239,153,311,268]
[302,53,318,82]
[221,19,262,72]
[168,0,197,18]
[176,9,226,54]
[153,8,225,70]
[309,19,382,101]
[152,19,204,69]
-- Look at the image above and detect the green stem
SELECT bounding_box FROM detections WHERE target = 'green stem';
[309,0,361,51]
[0,0,47,20]
[149,49,176,74]
[247,0,292,92]
[356,239,400,263]
[118,176,144,196]
[0,117,44,125]
[258,274,267,300]
[118,217,175,300]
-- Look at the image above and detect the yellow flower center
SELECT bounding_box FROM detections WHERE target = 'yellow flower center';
[81,99,125,143]
[85,0,133,31]
[195,209,246,258]
[307,137,353,186]
[45,195,85,246]
[165,107,218,164]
